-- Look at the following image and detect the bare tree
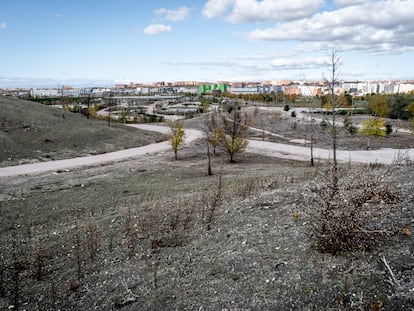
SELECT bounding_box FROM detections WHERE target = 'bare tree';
[105,92,115,126]
[302,76,317,167]
[82,94,92,119]
[201,112,219,175]
[323,51,342,186]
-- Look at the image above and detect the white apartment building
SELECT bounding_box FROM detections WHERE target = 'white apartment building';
[31,88,60,97]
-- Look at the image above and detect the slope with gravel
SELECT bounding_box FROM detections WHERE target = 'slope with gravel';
[0,96,166,167]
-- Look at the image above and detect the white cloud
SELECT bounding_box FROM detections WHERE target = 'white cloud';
[270,56,327,70]
[202,0,235,19]
[248,0,414,54]
[143,24,172,35]
[333,0,366,7]
[0,22,7,30]
[166,53,329,76]
[155,6,192,22]
[202,0,323,23]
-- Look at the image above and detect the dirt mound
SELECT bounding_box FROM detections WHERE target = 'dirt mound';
[0,96,166,167]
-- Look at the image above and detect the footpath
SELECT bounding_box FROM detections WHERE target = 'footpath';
[1,124,413,178]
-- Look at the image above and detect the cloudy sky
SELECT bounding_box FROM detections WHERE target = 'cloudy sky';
[1,0,413,87]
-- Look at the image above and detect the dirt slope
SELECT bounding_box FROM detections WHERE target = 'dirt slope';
[0,96,165,167]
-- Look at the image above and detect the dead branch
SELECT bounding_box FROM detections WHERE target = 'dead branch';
[381,256,401,290]
[120,277,140,298]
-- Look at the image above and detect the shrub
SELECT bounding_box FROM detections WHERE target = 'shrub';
[385,123,393,135]
[307,165,400,254]
[283,104,290,112]
[343,115,352,128]
[347,124,358,135]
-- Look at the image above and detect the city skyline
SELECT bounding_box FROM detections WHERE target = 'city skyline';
[1,0,414,88]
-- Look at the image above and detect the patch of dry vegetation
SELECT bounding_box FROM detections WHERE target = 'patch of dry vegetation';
[1,98,413,309]
[0,151,412,310]
[0,96,166,166]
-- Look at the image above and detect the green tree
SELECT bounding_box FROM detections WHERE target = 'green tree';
[359,117,386,150]
[407,102,414,117]
[408,102,414,132]
[388,94,411,120]
[167,120,185,160]
[338,92,352,107]
[368,95,389,117]
[410,118,414,131]
[218,107,250,163]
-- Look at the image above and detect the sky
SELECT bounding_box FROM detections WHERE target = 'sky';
[1,0,414,88]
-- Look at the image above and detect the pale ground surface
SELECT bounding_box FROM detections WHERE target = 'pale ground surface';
[1,122,414,178]
[1,113,413,310]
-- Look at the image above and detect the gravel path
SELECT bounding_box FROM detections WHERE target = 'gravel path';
[247,140,414,164]
[1,124,413,178]
[0,124,202,178]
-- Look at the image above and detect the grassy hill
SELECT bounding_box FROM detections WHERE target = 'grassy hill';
[0,96,166,167]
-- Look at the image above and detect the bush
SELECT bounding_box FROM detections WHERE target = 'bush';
[283,104,290,112]
[385,123,393,135]
[291,110,297,118]
[307,165,400,254]
[347,124,358,135]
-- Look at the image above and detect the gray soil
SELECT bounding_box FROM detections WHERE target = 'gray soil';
[0,96,166,167]
[251,108,414,150]
[0,99,413,310]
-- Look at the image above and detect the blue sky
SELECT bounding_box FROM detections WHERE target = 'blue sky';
[1,0,413,88]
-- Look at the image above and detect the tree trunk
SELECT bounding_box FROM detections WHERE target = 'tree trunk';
[310,134,314,167]
[207,144,212,176]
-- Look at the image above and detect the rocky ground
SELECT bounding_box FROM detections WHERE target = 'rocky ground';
[0,99,413,310]
[0,96,166,167]
[0,140,413,310]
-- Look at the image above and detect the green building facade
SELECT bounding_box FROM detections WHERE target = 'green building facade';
[199,83,227,94]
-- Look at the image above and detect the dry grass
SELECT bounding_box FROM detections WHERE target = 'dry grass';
[0,96,166,166]
[0,100,413,310]
[0,151,413,310]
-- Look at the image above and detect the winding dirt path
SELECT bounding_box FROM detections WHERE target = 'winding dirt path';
[1,124,413,178]
[0,125,202,178]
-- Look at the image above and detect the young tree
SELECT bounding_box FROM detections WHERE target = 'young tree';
[218,106,250,163]
[209,129,221,155]
[167,120,185,160]
[82,95,92,119]
[359,117,386,150]
[408,102,414,130]
[410,118,414,132]
[388,94,411,120]
[326,51,341,171]
[201,113,219,175]
[305,96,317,166]
[338,92,352,107]
[368,95,389,117]
[105,92,115,126]
[317,50,343,189]
[408,102,414,117]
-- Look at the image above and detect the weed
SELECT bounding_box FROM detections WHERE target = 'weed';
[71,219,83,281]
[307,165,400,254]
[205,171,223,230]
